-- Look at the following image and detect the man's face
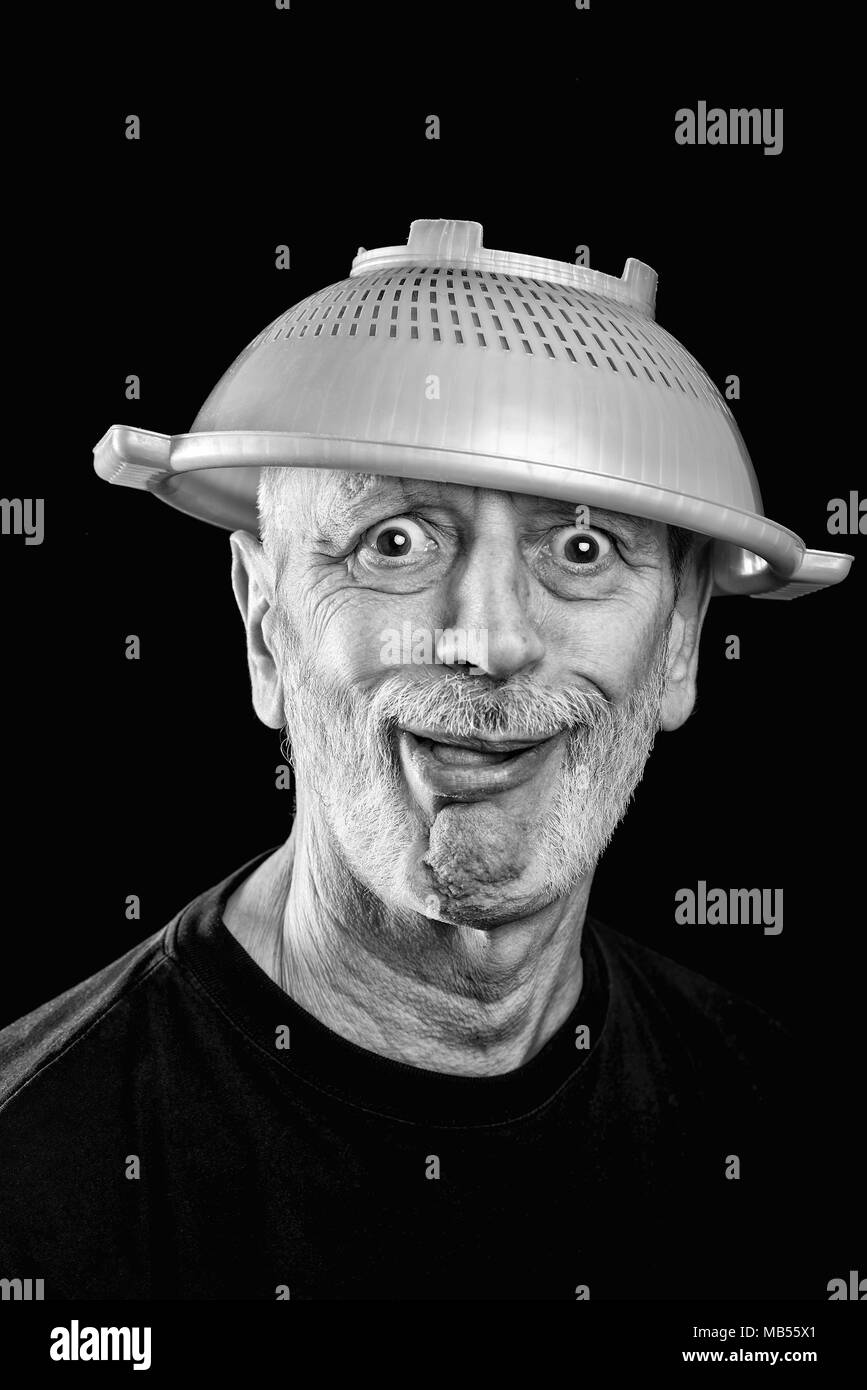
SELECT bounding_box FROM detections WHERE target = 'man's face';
[243,471,708,928]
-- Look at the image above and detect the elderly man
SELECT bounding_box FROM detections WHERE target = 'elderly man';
[0,221,850,1301]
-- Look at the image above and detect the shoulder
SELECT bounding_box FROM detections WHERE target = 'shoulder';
[0,848,259,1116]
[0,926,187,1289]
[0,929,172,1113]
[587,917,798,1098]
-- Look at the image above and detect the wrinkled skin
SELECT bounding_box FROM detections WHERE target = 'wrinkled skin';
[223,471,712,1074]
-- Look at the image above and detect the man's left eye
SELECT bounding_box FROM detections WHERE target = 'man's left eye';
[549,526,614,566]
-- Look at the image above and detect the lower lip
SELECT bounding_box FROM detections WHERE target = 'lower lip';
[399,730,560,798]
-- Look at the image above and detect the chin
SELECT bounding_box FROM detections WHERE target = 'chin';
[408,859,569,930]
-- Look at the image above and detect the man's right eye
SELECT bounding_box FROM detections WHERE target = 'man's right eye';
[359,516,435,561]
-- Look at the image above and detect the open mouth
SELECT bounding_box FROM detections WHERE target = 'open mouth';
[397,726,563,799]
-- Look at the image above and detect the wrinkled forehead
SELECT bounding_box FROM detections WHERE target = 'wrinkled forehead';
[282,466,666,546]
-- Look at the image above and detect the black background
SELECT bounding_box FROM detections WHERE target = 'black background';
[3,1,861,1270]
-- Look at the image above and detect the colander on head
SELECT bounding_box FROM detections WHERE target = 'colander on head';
[94,218,851,599]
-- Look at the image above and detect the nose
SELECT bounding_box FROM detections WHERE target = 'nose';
[435,498,546,680]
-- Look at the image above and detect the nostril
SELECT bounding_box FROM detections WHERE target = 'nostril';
[433,628,491,669]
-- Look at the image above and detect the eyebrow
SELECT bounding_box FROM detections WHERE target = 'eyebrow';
[581,507,658,543]
[316,476,661,546]
[506,496,662,551]
[316,475,429,537]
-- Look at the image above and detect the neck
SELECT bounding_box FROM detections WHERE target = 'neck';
[223,810,593,1077]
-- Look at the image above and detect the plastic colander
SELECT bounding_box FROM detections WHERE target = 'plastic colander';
[93,219,852,599]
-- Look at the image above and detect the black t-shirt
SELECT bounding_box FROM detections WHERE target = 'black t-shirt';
[0,847,818,1301]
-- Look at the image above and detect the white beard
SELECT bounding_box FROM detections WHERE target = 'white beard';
[276,613,671,922]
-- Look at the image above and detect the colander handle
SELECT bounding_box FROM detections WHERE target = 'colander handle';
[93,425,173,490]
[751,549,853,600]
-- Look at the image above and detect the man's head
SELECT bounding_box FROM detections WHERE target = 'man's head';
[230,465,713,928]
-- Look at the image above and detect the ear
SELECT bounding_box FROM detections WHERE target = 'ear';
[660,540,714,732]
[229,531,285,730]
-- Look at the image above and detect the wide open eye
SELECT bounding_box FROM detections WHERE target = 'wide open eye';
[360,516,434,560]
[549,526,614,567]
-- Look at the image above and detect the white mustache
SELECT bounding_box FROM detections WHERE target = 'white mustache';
[367,671,612,744]
[277,626,672,911]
